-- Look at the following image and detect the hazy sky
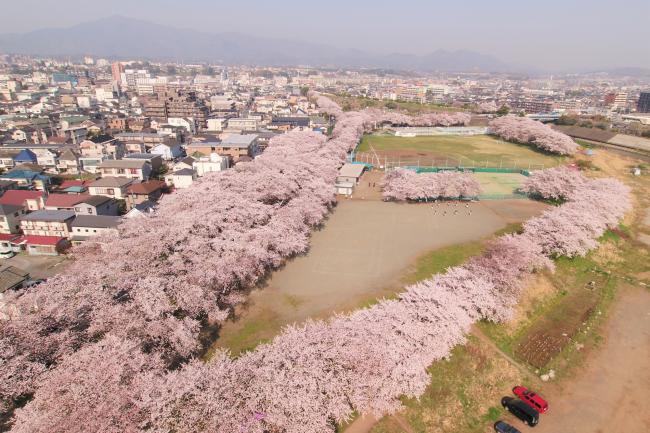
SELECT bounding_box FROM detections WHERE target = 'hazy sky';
[2,0,649,70]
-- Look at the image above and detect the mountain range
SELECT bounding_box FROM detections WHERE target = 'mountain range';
[0,15,516,73]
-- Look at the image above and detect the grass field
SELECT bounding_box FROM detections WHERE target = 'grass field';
[331,94,467,114]
[357,134,563,170]
[474,172,529,195]
[362,150,650,433]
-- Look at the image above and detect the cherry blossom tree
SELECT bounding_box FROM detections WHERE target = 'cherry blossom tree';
[476,101,498,114]
[382,168,482,201]
[1,94,632,433]
[489,116,579,155]
[520,165,586,200]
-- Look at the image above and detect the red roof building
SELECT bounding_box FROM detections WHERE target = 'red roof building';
[59,180,93,189]
[45,193,91,209]
[0,190,45,210]
[19,235,69,256]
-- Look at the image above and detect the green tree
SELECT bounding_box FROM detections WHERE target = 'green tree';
[496,105,510,116]
[300,86,310,97]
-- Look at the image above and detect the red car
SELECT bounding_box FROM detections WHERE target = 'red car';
[513,386,548,413]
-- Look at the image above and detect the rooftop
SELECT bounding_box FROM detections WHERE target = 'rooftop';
[45,194,91,208]
[0,190,43,206]
[88,177,133,188]
[98,159,147,169]
[127,180,165,195]
[338,163,366,178]
[220,134,258,148]
[72,215,122,229]
[21,209,76,222]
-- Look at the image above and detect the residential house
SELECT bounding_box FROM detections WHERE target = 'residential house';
[0,204,26,234]
[20,209,76,237]
[97,159,151,181]
[124,200,156,218]
[164,168,195,189]
[213,134,259,160]
[70,215,121,244]
[32,148,59,172]
[79,137,124,160]
[193,153,229,177]
[0,190,45,211]
[13,149,38,165]
[114,132,171,151]
[126,180,165,210]
[21,235,70,256]
[185,140,221,158]
[151,142,183,161]
[127,117,151,132]
[57,179,91,194]
[78,155,107,173]
[0,150,20,170]
[106,117,128,131]
[124,153,163,171]
[56,148,80,174]
[44,194,91,211]
[61,125,87,144]
[0,180,19,195]
[87,177,133,200]
[174,156,195,171]
[269,116,310,132]
[73,196,119,216]
[0,169,50,190]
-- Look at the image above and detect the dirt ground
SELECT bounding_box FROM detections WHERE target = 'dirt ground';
[532,286,650,433]
[214,199,548,354]
[1,254,68,279]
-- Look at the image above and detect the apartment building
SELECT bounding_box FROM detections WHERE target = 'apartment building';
[20,210,76,237]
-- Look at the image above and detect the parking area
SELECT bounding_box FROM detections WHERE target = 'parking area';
[1,253,69,280]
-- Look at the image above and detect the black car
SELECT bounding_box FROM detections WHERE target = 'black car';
[501,396,539,426]
[494,420,522,433]
[23,279,46,288]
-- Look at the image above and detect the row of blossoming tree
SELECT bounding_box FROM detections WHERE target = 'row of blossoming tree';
[382,168,482,201]
[0,94,630,433]
[488,115,579,155]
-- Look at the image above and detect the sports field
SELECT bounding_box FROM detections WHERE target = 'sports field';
[357,134,562,170]
[212,199,549,355]
[474,172,529,195]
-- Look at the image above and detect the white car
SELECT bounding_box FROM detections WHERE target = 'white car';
[0,250,15,259]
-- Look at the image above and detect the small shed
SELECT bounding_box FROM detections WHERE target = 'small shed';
[335,181,355,196]
[0,265,30,293]
[337,163,366,184]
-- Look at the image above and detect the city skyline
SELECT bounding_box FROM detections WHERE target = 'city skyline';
[1,0,649,71]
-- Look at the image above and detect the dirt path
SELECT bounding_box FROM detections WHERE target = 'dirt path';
[533,286,650,433]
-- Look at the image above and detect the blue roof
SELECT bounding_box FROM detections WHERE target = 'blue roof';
[1,170,50,182]
[13,149,38,163]
[62,186,86,193]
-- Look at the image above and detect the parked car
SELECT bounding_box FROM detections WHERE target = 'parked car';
[513,386,549,413]
[501,397,539,426]
[0,250,15,259]
[494,420,522,433]
[23,279,46,288]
